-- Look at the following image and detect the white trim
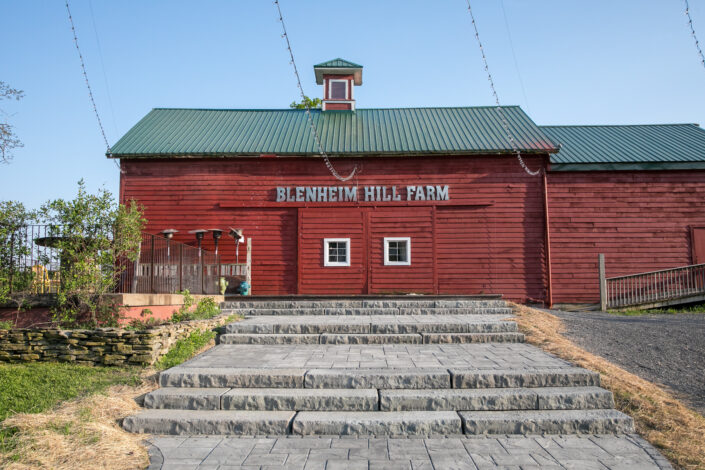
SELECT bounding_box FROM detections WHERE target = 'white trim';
[384,237,411,266]
[328,79,349,100]
[324,238,351,267]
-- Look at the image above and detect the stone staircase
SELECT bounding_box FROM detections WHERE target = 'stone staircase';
[123,297,633,436]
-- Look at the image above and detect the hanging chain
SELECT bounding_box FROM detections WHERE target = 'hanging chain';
[685,0,705,71]
[65,0,121,171]
[273,0,357,182]
[465,0,541,176]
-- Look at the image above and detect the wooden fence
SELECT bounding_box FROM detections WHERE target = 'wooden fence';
[599,253,705,310]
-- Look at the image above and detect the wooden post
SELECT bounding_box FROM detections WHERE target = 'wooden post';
[149,235,155,293]
[178,244,183,292]
[131,241,141,293]
[200,250,205,295]
[246,237,252,287]
[598,253,607,311]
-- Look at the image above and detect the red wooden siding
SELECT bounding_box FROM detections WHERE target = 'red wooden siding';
[368,207,434,294]
[436,203,546,300]
[547,171,705,304]
[120,155,547,301]
[299,208,366,294]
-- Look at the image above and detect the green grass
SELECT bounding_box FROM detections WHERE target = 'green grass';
[609,302,705,316]
[0,362,141,452]
[154,328,216,370]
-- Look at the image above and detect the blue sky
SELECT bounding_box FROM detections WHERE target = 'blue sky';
[2,0,705,209]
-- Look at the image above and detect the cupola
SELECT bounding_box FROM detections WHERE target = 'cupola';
[313,58,363,111]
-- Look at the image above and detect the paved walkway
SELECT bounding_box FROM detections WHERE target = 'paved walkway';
[179,343,569,370]
[147,434,673,469]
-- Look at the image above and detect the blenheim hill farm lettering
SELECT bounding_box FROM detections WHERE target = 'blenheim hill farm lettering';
[275,185,450,203]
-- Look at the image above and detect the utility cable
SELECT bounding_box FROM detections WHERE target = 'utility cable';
[465,0,541,176]
[273,0,357,182]
[685,0,705,71]
[64,0,121,172]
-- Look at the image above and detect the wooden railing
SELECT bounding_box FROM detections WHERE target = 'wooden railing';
[117,233,251,295]
[600,256,705,310]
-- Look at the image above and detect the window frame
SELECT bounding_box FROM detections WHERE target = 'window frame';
[323,238,351,267]
[384,237,411,266]
[328,79,348,100]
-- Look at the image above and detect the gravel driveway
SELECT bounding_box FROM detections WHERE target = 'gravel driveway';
[547,309,705,415]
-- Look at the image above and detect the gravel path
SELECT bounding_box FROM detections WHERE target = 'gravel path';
[548,309,705,414]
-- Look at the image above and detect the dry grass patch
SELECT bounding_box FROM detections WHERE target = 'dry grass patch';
[0,325,228,470]
[0,374,157,470]
[512,303,705,470]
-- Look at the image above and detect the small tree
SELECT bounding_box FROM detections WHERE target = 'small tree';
[0,201,37,307]
[41,180,146,327]
[0,81,24,164]
[289,96,321,109]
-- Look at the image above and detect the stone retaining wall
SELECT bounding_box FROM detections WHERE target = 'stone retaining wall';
[0,314,231,366]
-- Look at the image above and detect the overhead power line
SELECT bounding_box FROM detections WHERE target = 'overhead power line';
[464,0,541,177]
[684,0,705,71]
[273,0,357,182]
[64,0,120,171]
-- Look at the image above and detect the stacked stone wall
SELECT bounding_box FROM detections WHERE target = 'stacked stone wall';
[0,314,229,366]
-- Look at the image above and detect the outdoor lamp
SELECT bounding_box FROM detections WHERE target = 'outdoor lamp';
[228,228,245,263]
[209,229,223,255]
[188,229,209,257]
[161,229,178,258]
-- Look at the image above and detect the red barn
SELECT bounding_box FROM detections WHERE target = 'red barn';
[110,58,705,305]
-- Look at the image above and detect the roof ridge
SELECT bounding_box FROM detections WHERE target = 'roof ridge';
[540,123,700,128]
[150,106,524,112]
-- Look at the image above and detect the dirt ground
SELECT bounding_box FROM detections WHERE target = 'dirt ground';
[547,309,705,415]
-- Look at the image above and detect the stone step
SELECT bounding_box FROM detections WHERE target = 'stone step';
[225,315,517,334]
[379,387,614,411]
[459,409,634,435]
[144,387,379,411]
[160,367,306,388]
[219,332,524,345]
[450,367,601,389]
[159,367,598,390]
[122,410,295,435]
[305,368,451,389]
[422,333,524,344]
[292,411,462,436]
[222,299,507,309]
[227,307,513,316]
[144,386,614,412]
[123,408,632,436]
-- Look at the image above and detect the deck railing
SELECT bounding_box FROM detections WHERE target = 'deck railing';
[117,232,249,295]
[601,259,705,310]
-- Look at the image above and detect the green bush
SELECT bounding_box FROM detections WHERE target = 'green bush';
[154,328,216,370]
[0,320,12,330]
[170,291,220,323]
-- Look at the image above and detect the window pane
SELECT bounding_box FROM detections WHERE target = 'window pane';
[328,241,347,263]
[388,241,407,262]
[331,81,346,99]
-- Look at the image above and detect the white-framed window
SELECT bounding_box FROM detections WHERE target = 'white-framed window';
[328,79,348,99]
[384,237,411,266]
[324,238,351,267]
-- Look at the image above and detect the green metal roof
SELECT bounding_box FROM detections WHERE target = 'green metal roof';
[109,107,558,158]
[313,58,363,68]
[542,124,705,171]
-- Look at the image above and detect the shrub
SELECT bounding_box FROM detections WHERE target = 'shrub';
[0,320,12,330]
[155,329,216,370]
[170,291,220,323]
[40,180,145,328]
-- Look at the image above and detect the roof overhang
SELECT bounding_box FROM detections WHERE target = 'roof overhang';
[314,67,363,85]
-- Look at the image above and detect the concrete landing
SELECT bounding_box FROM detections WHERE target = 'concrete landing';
[147,435,673,470]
